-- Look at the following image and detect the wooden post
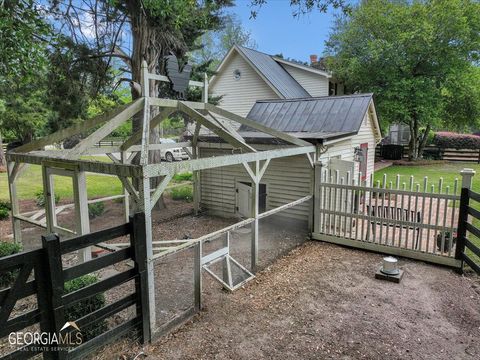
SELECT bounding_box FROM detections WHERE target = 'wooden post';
[137,176,156,336]
[42,165,56,233]
[73,169,91,262]
[121,151,130,224]
[192,123,201,216]
[202,73,208,104]
[40,234,67,360]
[193,240,202,311]
[456,168,476,270]
[7,161,22,244]
[131,212,151,343]
[313,161,322,234]
[250,161,259,273]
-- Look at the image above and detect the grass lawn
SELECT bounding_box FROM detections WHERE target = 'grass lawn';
[0,156,193,201]
[375,162,480,268]
[374,162,480,194]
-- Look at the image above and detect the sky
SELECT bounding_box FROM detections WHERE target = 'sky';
[227,0,343,62]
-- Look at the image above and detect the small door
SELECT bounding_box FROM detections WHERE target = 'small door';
[236,182,267,217]
[236,182,251,217]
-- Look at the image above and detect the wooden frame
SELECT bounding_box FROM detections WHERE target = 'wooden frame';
[5,60,315,340]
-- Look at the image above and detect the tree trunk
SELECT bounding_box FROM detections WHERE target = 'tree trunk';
[128,1,166,209]
[408,111,420,161]
[0,132,5,170]
[417,124,431,159]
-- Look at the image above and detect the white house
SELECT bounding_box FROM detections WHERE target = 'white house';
[194,46,382,220]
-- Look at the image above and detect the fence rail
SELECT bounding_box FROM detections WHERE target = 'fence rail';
[0,213,149,360]
[457,188,480,274]
[376,145,480,163]
[312,166,464,267]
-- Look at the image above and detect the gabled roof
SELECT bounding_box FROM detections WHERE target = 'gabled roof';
[235,46,310,99]
[239,93,378,140]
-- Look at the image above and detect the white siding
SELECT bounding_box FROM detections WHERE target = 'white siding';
[210,51,279,118]
[199,147,312,221]
[318,111,377,182]
[281,64,329,97]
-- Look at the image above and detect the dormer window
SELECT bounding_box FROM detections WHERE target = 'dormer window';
[233,69,241,80]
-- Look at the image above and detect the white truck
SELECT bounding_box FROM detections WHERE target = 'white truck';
[160,138,190,162]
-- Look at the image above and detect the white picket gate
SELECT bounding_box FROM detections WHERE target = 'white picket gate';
[311,165,470,268]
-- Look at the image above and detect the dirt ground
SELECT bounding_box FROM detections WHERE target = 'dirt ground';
[101,242,480,360]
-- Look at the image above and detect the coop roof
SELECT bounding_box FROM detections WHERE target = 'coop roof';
[237,93,375,141]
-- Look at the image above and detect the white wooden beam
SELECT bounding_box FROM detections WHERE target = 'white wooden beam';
[145,145,315,177]
[121,108,175,152]
[178,102,256,153]
[13,101,141,153]
[7,152,143,178]
[205,104,312,147]
[150,174,174,211]
[66,98,144,159]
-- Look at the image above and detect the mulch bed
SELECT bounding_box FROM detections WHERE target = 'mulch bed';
[97,241,480,360]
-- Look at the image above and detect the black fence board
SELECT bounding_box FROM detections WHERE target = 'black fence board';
[66,317,141,360]
[62,268,137,306]
[0,214,148,360]
[75,293,137,330]
[1,309,42,338]
[60,223,131,254]
[63,247,133,281]
[465,238,480,258]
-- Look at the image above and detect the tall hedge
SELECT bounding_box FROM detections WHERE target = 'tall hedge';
[433,132,480,149]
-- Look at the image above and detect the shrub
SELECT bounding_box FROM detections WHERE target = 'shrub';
[64,275,107,340]
[88,202,105,219]
[433,132,480,149]
[173,172,193,182]
[171,186,193,202]
[0,200,11,211]
[0,209,9,220]
[0,242,22,288]
[35,190,60,207]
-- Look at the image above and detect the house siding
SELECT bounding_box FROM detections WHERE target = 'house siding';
[210,51,279,120]
[281,64,329,97]
[317,112,376,181]
[199,146,312,221]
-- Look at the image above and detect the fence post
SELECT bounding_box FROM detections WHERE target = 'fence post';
[313,162,323,234]
[455,169,476,271]
[131,212,151,344]
[40,234,66,360]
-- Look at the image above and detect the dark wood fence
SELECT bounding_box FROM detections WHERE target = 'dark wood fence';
[376,145,480,163]
[0,213,149,360]
[456,189,480,275]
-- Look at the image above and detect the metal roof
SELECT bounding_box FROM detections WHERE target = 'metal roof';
[239,94,373,138]
[236,46,310,99]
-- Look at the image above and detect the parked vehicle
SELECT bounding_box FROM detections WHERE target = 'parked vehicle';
[160,138,190,162]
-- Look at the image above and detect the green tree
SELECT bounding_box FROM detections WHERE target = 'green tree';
[193,14,257,69]
[325,0,480,160]
[0,0,52,81]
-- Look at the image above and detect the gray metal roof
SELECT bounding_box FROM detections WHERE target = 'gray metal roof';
[236,46,310,99]
[240,93,374,138]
